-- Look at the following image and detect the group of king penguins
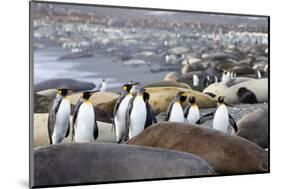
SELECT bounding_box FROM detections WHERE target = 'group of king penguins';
[47,89,100,144]
[47,80,238,145]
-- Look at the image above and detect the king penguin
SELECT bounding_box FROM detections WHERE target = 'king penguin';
[165,91,187,123]
[196,96,238,133]
[48,88,71,144]
[72,90,99,142]
[113,81,139,143]
[126,89,157,139]
[184,96,200,124]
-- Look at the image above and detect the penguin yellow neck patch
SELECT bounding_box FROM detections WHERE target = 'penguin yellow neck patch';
[191,103,197,108]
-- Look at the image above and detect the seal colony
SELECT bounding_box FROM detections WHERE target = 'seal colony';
[31,2,269,188]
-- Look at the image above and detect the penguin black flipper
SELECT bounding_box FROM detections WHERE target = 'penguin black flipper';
[229,114,238,132]
[72,99,83,127]
[65,122,70,137]
[47,97,63,144]
[93,117,99,140]
[183,104,191,118]
[112,95,126,132]
[125,96,136,135]
[71,99,83,141]
[196,111,215,124]
[236,87,258,104]
[165,101,174,121]
[145,103,157,129]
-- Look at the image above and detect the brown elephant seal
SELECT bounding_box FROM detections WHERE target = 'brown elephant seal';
[33,143,215,187]
[34,93,53,113]
[36,89,57,99]
[68,91,119,122]
[234,106,268,148]
[127,123,268,174]
[144,81,190,89]
[143,87,216,114]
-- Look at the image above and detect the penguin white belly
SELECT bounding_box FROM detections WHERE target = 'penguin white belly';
[100,82,107,92]
[52,98,71,144]
[169,103,185,123]
[114,95,132,142]
[187,106,200,124]
[75,102,95,142]
[213,105,229,133]
[129,97,147,139]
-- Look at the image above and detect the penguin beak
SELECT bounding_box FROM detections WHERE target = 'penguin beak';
[89,89,100,96]
[66,89,73,95]
[132,81,140,86]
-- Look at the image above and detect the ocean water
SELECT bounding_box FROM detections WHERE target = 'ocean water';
[33,48,123,90]
[33,47,169,91]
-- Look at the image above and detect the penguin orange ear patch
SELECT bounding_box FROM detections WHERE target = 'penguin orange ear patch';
[123,86,127,91]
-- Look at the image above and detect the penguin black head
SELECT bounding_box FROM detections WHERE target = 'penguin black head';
[143,92,150,103]
[217,96,225,104]
[102,78,106,82]
[188,96,196,104]
[176,91,187,103]
[82,90,100,100]
[57,88,71,97]
[122,81,139,93]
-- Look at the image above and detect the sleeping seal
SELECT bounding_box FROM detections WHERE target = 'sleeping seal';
[33,143,215,187]
[234,106,268,148]
[34,78,96,92]
[216,78,268,104]
[127,123,268,174]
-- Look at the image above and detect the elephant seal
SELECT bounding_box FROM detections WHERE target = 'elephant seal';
[144,81,190,89]
[68,91,119,122]
[34,78,95,92]
[127,123,268,174]
[202,77,254,97]
[144,87,217,114]
[34,93,53,113]
[33,143,215,187]
[36,89,57,99]
[217,78,268,104]
[181,63,204,74]
[234,106,268,148]
[163,72,180,82]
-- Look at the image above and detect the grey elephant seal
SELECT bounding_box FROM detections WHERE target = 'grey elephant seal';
[34,78,96,92]
[235,106,268,148]
[127,123,268,174]
[33,143,215,187]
